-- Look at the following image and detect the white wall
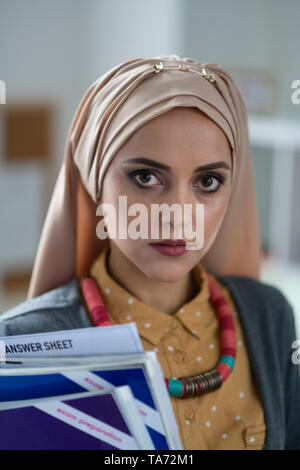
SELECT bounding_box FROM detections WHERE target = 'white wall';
[0,0,185,187]
[0,0,86,182]
[183,0,300,118]
[80,0,184,87]
[0,0,87,285]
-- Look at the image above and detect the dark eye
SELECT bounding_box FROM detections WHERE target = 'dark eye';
[195,173,225,193]
[130,170,162,188]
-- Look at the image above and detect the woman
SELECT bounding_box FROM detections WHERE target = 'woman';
[0,55,299,450]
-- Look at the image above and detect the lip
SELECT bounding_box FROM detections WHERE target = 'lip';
[151,239,186,246]
[149,239,188,257]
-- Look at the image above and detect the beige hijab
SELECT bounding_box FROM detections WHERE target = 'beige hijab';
[27,54,261,299]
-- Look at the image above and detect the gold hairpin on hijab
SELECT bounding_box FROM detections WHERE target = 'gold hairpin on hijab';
[153,61,216,84]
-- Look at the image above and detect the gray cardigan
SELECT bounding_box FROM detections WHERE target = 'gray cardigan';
[0,273,299,450]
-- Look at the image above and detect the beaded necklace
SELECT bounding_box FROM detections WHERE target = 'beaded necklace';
[78,271,236,398]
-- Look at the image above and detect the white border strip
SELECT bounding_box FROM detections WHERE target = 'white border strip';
[62,370,164,435]
[35,400,139,450]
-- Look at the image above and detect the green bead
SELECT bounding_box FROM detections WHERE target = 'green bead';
[218,355,235,371]
[168,378,183,397]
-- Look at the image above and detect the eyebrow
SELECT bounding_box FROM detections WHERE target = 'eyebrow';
[122,157,231,172]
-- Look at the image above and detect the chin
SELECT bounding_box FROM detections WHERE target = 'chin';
[140,261,191,283]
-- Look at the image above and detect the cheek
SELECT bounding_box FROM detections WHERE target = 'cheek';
[101,182,150,240]
[202,193,230,239]
[102,167,141,209]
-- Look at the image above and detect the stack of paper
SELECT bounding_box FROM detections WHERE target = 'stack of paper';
[0,325,182,450]
[0,388,152,450]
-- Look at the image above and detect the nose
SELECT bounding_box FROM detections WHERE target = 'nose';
[159,183,198,239]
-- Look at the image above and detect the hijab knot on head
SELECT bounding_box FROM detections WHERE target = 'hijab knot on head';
[27,54,261,299]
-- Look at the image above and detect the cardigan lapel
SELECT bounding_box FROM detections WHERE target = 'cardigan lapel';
[216,274,285,450]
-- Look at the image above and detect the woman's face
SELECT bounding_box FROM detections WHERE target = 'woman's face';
[101,107,232,282]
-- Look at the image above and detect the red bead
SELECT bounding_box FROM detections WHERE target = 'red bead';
[216,362,231,381]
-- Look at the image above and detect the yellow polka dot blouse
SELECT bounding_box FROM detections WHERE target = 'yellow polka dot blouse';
[89,244,266,450]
